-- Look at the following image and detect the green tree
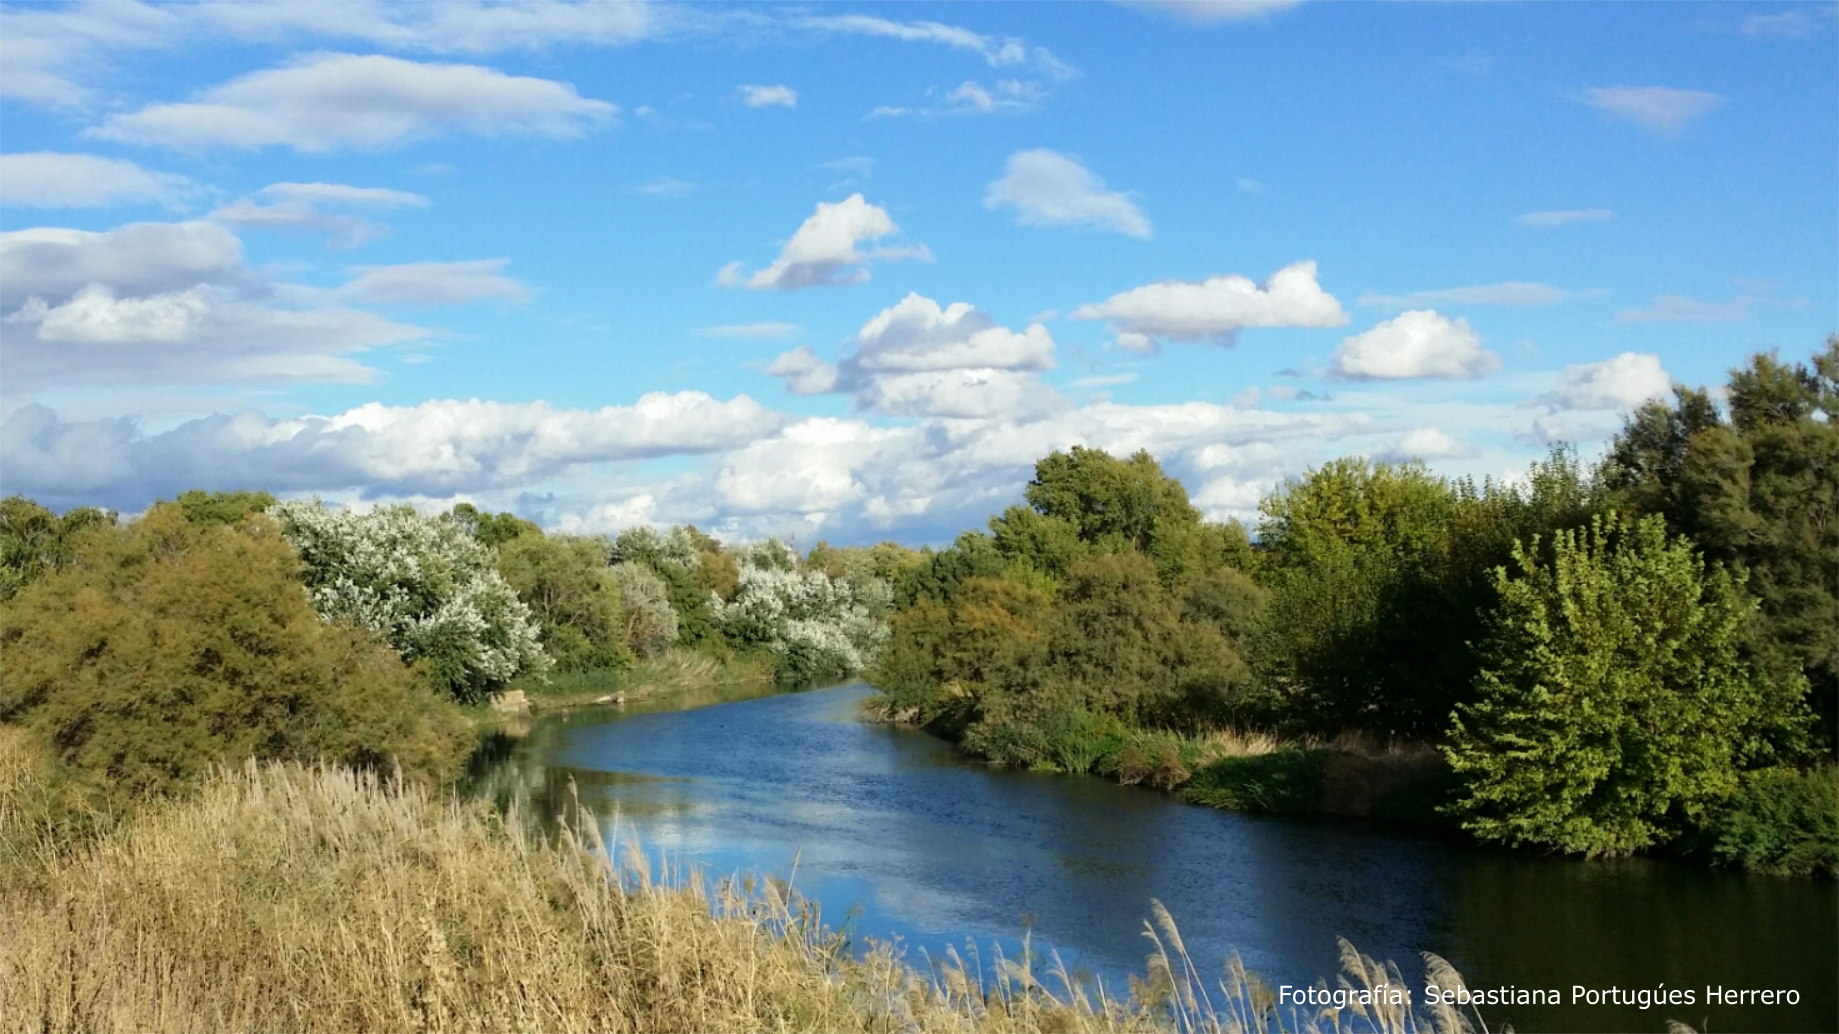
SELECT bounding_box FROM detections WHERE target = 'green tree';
[1602,341,1839,746]
[0,496,115,601]
[494,534,632,672]
[1446,514,1805,856]
[173,489,276,527]
[0,505,472,801]
[446,502,541,548]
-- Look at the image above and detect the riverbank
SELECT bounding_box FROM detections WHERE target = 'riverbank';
[0,723,1484,1034]
[864,695,1459,828]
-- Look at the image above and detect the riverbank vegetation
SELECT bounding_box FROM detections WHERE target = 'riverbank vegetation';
[3,724,1497,1034]
[872,342,1838,876]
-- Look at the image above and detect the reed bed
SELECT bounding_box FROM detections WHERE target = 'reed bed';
[0,728,1483,1034]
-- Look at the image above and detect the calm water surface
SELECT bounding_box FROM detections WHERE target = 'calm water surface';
[468,683,1837,1033]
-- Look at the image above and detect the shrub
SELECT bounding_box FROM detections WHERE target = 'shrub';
[0,505,472,803]
[271,500,548,703]
[495,534,632,672]
[1184,751,1328,813]
[715,541,891,684]
[1698,765,1839,878]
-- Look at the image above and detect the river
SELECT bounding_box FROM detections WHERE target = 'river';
[466,682,1838,1033]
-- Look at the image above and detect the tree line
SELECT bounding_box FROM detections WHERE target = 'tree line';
[872,341,1836,874]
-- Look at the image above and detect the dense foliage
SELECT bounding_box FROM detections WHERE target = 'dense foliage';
[0,504,472,803]
[271,501,549,703]
[1446,514,1803,855]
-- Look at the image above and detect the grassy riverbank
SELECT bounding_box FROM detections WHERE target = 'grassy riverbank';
[1,725,1490,1034]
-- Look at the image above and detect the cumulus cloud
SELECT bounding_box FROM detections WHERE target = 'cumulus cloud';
[0,152,194,208]
[740,84,797,108]
[0,220,427,394]
[731,194,930,291]
[209,180,430,248]
[1359,282,1577,308]
[1579,86,1726,136]
[1535,352,1672,411]
[1374,426,1471,463]
[1,392,783,505]
[1330,310,1500,380]
[1071,260,1347,351]
[1516,208,1614,228]
[1122,0,1305,24]
[338,259,532,306]
[984,149,1151,238]
[769,293,1059,418]
[88,52,616,153]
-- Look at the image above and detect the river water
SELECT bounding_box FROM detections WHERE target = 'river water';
[467,682,1837,1033]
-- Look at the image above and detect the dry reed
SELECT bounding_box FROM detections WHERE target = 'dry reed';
[0,724,1479,1034]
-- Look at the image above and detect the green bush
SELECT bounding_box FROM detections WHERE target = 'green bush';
[1698,766,1839,878]
[0,505,473,804]
[1183,750,1328,812]
[1446,513,1805,856]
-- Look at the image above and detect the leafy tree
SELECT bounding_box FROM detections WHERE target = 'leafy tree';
[446,502,541,548]
[270,501,549,703]
[174,489,275,527]
[893,531,1006,607]
[1026,447,1202,556]
[610,562,678,657]
[715,540,891,684]
[1446,514,1805,856]
[494,534,632,672]
[1255,451,1603,737]
[0,496,115,601]
[0,505,472,800]
[612,525,733,646]
[1602,341,1839,746]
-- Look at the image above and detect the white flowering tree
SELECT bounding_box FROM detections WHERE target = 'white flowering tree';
[714,540,891,684]
[270,501,549,702]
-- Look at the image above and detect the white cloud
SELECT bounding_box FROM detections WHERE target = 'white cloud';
[1516,208,1614,228]
[1613,294,1753,323]
[733,194,930,291]
[88,52,616,153]
[1071,260,1348,351]
[338,259,532,306]
[0,153,193,208]
[1,392,783,504]
[794,14,1077,79]
[984,150,1151,238]
[0,219,427,394]
[695,322,801,340]
[1536,353,1672,411]
[1375,426,1470,463]
[1236,177,1265,194]
[769,293,1059,418]
[208,181,430,249]
[1579,86,1726,136]
[1331,310,1500,380]
[633,176,696,198]
[1742,9,1827,37]
[1123,1,1305,24]
[866,79,1048,119]
[10,285,209,343]
[740,84,797,108]
[1359,282,1576,308]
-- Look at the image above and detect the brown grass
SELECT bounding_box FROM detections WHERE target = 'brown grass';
[0,724,1480,1034]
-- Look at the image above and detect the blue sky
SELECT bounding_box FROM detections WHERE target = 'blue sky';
[2,1,1834,545]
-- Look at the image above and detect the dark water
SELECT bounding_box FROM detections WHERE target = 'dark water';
[468,683,1838,1033]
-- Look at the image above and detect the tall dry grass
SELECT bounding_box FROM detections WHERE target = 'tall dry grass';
[0,725,1482,1034]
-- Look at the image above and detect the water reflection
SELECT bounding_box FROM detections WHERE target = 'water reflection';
[467,682,1837,1034]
